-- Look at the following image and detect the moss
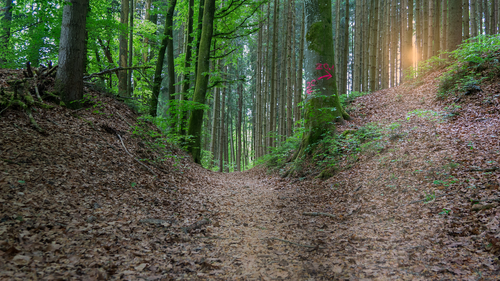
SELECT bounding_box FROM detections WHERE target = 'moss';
[305,22,327,54]
[317,167,336,180]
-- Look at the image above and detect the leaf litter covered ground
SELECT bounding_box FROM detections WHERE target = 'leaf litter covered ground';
[1,69,500,280]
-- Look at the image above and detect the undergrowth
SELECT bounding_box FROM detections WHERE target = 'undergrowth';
[438,35,500,99]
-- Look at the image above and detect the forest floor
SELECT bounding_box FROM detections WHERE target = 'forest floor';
[1,68,500,280]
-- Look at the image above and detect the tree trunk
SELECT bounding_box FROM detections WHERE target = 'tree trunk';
[470,0,477,37]
[56,0,89,108]
[1,0,13,66]
[256,6,263,158]
[210,63,220,167]
[369,0,379,91]
[219,81,226,172]
[127,0,134,97]
[433,0,440,55]
[286,0,293,138]
[484,0,489,35]
[143,0,151,63]
[294,0,350,161]
[296,5,305,127]
[428,0,434,57]
[237,84,242,171]
[448,0,463,51]
[422,0,428,59]
[187,0,216,164]
[442,0,448,54]
[180,0,195,135]
[270,0,279,150]
[119,0,129,97]
[391,0,397,87]
[149,0,176,117]
[291,5,297,131]
[354,0,361,92]
[363,0,370,91]
[416,0,421,64]
[342,0,349,93]
[407,0,413,76]
[463,0,470,39]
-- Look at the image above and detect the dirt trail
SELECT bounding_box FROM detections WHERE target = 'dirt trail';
[190,71,500,280]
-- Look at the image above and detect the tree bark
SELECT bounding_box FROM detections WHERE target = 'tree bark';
[55,0,89,108]
[179,0,195,136]
[1,0,13,66]
[286,0,293,138]
[428,0,434,57]
[369,0,379,91]
[219,78,226,172]
[422,0,428,59]
[127,0,134,97]
[448,0,463,51]
[442,0,448,54]
[433,0,440,55]
[149,0,176,117]
[237,83,242,171]
[294,0,349,161]
[296,5,305,127]
[187,0,216,164]
[463,0,469,39]
[354,0,361,92]
[119,0,129,97]
[270,0,279,150]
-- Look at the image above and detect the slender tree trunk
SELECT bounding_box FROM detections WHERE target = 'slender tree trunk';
[127,0,134,97]
[383,0,390,88]
[408,0,413,74]
[237,84,242,171]
[354,0,361,91]
[219,80,226,172]
[296,5,305,127]
[187,0,216,164]
[286,0,293,138]
[256,6,263,158]
[119,0,129,96]
[369,0,379,91]
[463,0,470,39]
[470,0,477,37]
[442,0,448,54]
[180,0,195,135]
[478,0,483,34]
[422,0,428,59]
[448,0,463,51]
[149,0,176,117]
[342,0,349,93]
[489,0,495,34]
[416,0,421,64]
[224,110,229,173]
[290,5,297,131]
[1,0,13,66]
[485,0,490,35]
[434,0,440,55]
[391,0,397,87]
[270,0,279,150]
[428,0,434,57]
[264,1,271,155]
[210,62,220,167]
[142,0,151,63]
[363,0,370,91]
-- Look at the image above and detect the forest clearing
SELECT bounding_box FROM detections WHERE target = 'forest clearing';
[1,0,500,280]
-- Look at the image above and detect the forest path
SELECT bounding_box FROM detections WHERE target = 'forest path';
[196,70,499,280]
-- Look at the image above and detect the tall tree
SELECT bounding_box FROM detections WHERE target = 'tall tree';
[119,0,129,96]
[1,0,13,66]
[55,0,89,108]
[236,83,243,171]
[286,0,293,138]
[448,0,463,51]
[127,0,134,97]
[471,0,478,37]
[149,0,177,117]
[180,0,195,135]
[295,5,305,128]
[293,0,350,160]
[369,0,379,90]
[428,0,434,57]
[463,0,469,39]
[270,0,279,150]
[187,0,216,163]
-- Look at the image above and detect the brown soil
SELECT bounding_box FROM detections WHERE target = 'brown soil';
[1,70,499,280]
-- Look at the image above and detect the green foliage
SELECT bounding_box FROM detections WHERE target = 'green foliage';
[314,123,383,171]
[424,191,436,203]
[405,55,448,81]
[406,109,442,122]
[339,91,370,107]
[438,35,500,98]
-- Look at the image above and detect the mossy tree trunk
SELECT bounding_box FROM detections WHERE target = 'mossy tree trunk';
[187,0,215,164]
[149,0,177,117]
[292,0,350,161]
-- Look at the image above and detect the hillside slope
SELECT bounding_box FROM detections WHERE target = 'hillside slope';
[1,68,499,280]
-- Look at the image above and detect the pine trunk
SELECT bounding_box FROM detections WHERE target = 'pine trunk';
[186,0,216,164]
[428,0,434,57]
[286,0,293,138]
[270,0,279,150]
[296,6,305,127]
[119,0,129,97]
[369,0,379,91]
[442,0,448,53]
[434,0,440,55]
[448,0,463,51]
[354,0,361,92]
